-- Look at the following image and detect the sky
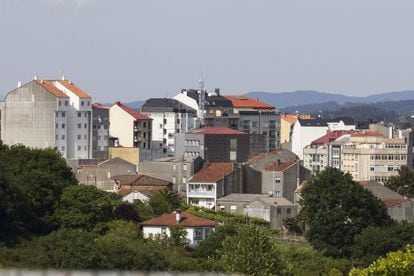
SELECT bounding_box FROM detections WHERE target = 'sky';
[0,0,413,102]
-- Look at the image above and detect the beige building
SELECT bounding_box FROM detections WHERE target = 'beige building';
[342,131,408,183]
[303,129,409,183]
[109,101,152,148]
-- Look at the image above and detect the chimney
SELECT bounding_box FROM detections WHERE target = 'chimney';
[61,75,66,81]
[17,81,22,88]
[175,211,181,224]
[33,75,38,80]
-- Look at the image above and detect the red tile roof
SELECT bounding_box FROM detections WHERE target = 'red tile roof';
[188,127,246,135]
[312,130,354,145]
[351,131,382,137]
[36,80,68,98]
[113,101,152,120]
[224,95,274,109]
[58,80,91,99]
[265,159,297,171]
[190,163,233,183]
[92,103,109,109]
[281,114,312,125]
[141,211,215,228]
[383,198,407,207]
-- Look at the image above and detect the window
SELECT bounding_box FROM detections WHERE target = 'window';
[77,146,81,151]
[182,177,187,183]
[87,101,90,106]
[276,207,281,214]
[275,177,281,184]
[78,112,81,118]
[56,123,58,128]
[61,146,65,151]
[78,123,81,128]
[84,123,87,128]
[163,118,167,124]
[65,101,68,106]
[81,101,84,106]
[287,208,291,214]
[161,227,167,235]
[252,121,258,128]
[159,124,163,129]
[143,122,147,128]
[61,123,65,129]
[183,164,187,171]
[77,135,81,140]
[61,111,65,117]
[220,206,225,211]
[55,134,58,140]
[195,228,203,240]
[61,134,65,140]
[59,101,62,106]
[84,134,87,139]
[85,113,87,117]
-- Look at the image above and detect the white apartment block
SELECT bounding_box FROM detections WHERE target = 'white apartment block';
[1,78,92,160]
[140,98,195,157]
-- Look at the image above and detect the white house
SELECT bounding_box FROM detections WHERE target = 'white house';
[141,211,215,246]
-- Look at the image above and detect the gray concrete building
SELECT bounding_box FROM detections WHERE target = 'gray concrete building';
[216,193,268,214]
[138,156,203,192]
[243,149,310,202]
[76,157,137,191]
[92,103,110,159]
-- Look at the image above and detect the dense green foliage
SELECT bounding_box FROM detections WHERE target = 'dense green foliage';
[300,167,392,258]
[0,144,76,242]
[148,189,182,216]
[185,205,269,226]
[192,224,238,258]
[217,226,284,275]
[278,243,352,275]
[352,222,414,267]
[385,165,414,197]
[52,185,125,230]
[350,246,414,275]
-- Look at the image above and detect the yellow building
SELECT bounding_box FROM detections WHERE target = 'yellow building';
[280,114,311,144]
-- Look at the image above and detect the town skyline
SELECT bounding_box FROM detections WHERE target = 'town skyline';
[1,0,414,102]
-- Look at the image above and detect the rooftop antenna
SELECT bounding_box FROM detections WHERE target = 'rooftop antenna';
[198,71,206,127]
[59,69,66,81]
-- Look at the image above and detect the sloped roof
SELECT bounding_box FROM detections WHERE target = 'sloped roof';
[190,163,233,183]
[264,159,297,172]
[58,80,91,98]
[383,198,408,207]
[223,95,274,109]
[111,174,171,187]
[36,80,68,98]
[140,211,215,227]
[358,181,407,207]
[92,103,109,109]
[187,127,246,135]
[113,101,152,120]
[311,130,354,145]
[351,131,381,137]
[216,193,269,202]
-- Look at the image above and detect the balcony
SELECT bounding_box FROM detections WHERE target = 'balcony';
[187,190,215,198]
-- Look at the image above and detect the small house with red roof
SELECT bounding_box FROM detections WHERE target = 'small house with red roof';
[109,101,152,148]
[141,211,215,246]
[187,162,239,209]
[175,126,266,163]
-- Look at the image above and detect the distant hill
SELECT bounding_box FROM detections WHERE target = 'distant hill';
[124,100,145,109]
[246,90,414,108]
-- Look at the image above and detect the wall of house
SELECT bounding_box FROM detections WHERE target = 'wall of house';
[109,147,140,167]
[109,104,134,147]
[270,205,297,230]
[2,81,67,157]
[92,107,109,159]
[245,201,270,221]
[388,201,414,222]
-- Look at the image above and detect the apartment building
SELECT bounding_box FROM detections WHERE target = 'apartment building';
[175,127,266,163]
[224,95,280,151]
[140,98,196,157]
[1,78,92,159]
[187,162,240,209]
[303,128,410,183]
[92,103,109,159]
[109,101,152,148]
[280,114,312,146]
[291,118,356,160]
[174,89,280,151]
